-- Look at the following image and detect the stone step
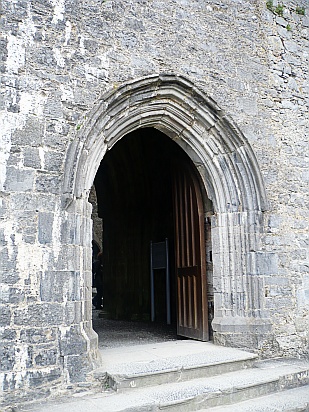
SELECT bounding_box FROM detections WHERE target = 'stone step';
[86,358,309,412]
[201,385,309,411]
[20,357,309,412]
[93,340,258,390]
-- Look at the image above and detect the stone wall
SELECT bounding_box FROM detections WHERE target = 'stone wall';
[0,0,308,408]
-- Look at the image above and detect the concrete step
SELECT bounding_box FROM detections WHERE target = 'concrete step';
[93,340,258,390]
[202,385,309,411]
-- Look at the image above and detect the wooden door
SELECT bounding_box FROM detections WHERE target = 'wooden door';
[173,160,209,341]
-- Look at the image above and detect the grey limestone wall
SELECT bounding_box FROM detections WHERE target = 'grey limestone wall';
[0,0,308,407]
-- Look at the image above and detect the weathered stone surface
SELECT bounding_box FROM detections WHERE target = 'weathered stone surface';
[13,303,64,327]
[35,173,62,194]
[23,147,42,169]
[0,285,25,304]
[10,192,57,212]
[59,325,88,356]
[12,118,44,147]
[65,353,93,383]
[0,328,16,341]
[0,0,308,407]
[34,345,58,367]
[0,247,17,272]
[38,212,54,244]
[4,167,35,192]
[40,271,80,302]
[28,367,62,388]
[0,343,34,371]
[19,327,57,344]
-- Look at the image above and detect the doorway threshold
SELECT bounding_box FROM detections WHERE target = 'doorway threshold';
[95,339,258,393]
[92,309,177,350]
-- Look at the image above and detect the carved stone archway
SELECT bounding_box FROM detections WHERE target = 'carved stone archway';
[63,74,271,357]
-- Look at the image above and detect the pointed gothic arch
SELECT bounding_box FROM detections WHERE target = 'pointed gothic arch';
[62,74,271,352]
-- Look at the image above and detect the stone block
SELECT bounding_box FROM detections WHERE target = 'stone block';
[65,353,92,383]
[23,147,41,169]
[4,167,35,192]
[2,371,17,392]
[59,325,88,356]
[11,192,56,212]
[43,96,64,119]
[38,212,54,244]
[35,172,62,194]
[0,328,16,341]
[0,305,11,327]
[64,301,83,324]
[214,330,259,352]
[0,286,25,304]
[0,342,15,371]
[40,271,80,302]
[1,270,20,285]
[59,218,69,244]
[8,149,23,166]
[290,249,307,260]
[44,131,69,150]
[294,316,309,333]
[0,228,5,245]
[0,197,8,218]
[265,296,293,310]
[28,367,62,388]
[44,151,64,172]
[300,264,309,274]
[256,252,278,275]
[14,303,64,327]
[52,245,80,271]
[283,39,299,53]
[60,213,79,244]
[22,226,37,244]
[0,36,8,68]
[34,345,58,367]
[236,96,258,116]
[8,210,38,244]
[20,327,57,344]
[302,169,309,182]
[12,116,44,147]
[2,384,52,408]
[29,46,57,68]
[267,284,292,298]
[265,276,289,286]
[266,214,281,232]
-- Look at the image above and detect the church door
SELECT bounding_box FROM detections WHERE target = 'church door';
[173,160,209,341]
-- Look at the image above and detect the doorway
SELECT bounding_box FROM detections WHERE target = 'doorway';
[91,127,213,343]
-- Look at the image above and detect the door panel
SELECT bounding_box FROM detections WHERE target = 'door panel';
[173,160,208,341]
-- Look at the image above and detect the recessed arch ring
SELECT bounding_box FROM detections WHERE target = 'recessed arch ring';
[62,74,267,214]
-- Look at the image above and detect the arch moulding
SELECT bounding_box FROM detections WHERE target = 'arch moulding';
[63,74,272,351]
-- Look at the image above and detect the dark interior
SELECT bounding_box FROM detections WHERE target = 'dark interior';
[94,127,190,324]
